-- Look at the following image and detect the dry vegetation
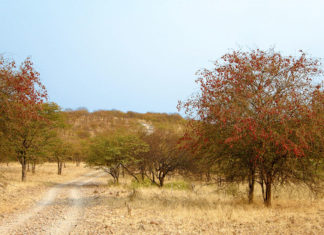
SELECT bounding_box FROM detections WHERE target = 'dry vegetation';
[74,174,324,235]
[0,162,90,215]
[0,164,323,234]
[63,109,184,139]
[1,33,323,235]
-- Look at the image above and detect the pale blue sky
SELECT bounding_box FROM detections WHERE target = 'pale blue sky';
[1,0,323,113]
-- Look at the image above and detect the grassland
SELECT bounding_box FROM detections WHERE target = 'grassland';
[75,174,324,234]
[0,162,90,215]
[0,163,323,234]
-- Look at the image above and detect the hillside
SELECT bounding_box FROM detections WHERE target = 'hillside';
[62,109,186,140]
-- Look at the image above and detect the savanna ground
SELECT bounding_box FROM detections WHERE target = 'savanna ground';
[0,163,323,235]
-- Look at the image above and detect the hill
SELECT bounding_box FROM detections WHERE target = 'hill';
[61,109,185,140]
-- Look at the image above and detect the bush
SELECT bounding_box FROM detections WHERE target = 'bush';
[164,181,190,190]
[130,178,157,188]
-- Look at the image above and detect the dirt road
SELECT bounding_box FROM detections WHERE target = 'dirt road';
[0,171,103,235]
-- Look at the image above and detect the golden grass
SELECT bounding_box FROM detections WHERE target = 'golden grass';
[0,162,91,214]
[74,174,324,234]
[0,164,323,234]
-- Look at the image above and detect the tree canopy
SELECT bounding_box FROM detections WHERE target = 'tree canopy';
[179,49,324,206]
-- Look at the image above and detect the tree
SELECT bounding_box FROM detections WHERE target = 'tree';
[0,56,48,181]
[179,49,324,206]
[71,140,88,167]
[27,102,65,174]
[87,134,148,184]
[141,129,187,187]
[50,138,71,175]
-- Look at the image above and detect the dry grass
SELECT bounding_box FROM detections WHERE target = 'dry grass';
[74,175,324,235]
[0,162,91,215]
[0,164,323,234]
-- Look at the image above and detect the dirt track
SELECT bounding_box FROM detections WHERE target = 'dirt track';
[0,171,102,235]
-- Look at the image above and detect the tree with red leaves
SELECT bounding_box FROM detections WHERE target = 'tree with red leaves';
[179,49,324,206]
[1,56,48,181]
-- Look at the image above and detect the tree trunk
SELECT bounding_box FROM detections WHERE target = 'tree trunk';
[140,167,145,181]
[76,160,80,167]
[206,170,211,182]
[151,171,156,184]
[248,168,255,204]
[63,162,66,168]
[115,176,119,184]
[27,160,30,172]
[21,155,27,182]
[122,165,139,182]
[260,178,265,202]
[264,175,272,207]
[110,166,120,184]
[218,176,222,186]
[199,173,203,181]
[58,161,63,175]
[158,173,165,187]
[112,171,119,184]
[159,178,164,187]
[32,161,36,174]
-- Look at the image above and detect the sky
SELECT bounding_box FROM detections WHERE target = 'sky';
[1,0,323,113]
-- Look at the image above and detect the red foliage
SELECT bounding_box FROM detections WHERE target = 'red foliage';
[178,49,323,161]
[1,56,47,123]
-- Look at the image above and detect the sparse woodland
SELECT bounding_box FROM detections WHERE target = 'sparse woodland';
[0,49,323,234]
[1,50,323,204]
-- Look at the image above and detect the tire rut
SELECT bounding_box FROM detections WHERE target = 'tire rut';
[47,174,101,235]
[0,171,100,235]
